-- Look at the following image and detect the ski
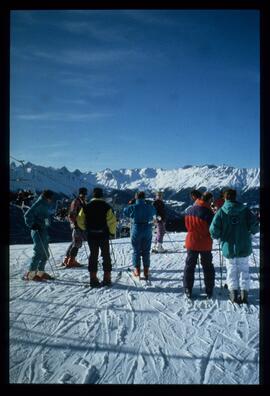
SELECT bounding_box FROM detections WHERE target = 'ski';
[114,270,122,284]
[21,274,55,282]
[57,264,86,270]
[226,300,242,312]
[183,293,194,309]
[127,267,141,283]
[127,267,152,288]
[140,275,152,287]
[151,249,168,254]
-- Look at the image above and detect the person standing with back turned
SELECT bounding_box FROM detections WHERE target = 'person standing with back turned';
[78,187,117,288]
[152,191,166,253]
[62,187,88,268]
[183,192,215,299]
[124,191,156,280]
[209,188,259,304]
[24,189,55,281]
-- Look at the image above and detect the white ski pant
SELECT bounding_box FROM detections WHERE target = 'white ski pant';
[225,256,250,291]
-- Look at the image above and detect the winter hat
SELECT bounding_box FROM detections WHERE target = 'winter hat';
[79,187,88,196]
[223,189,237,201]
[137,191,145,199]
[42,190,54,200]
[202,192,213,203]
[93,187,103,198]
[190,189,202,200]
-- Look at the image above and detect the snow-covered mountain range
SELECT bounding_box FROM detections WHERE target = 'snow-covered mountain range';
[10,162,260,197]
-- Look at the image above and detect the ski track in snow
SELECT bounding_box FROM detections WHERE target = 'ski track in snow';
[9,234,260,384]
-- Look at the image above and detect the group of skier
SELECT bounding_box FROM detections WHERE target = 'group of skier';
[22,185,259,304]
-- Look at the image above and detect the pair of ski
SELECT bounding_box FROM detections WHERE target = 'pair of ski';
[127,267,152,287]
[22,274,91,287]
[227,301,252,314]
[184,292,214,309]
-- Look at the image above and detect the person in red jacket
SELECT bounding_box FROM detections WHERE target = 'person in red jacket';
[183,192,215,298]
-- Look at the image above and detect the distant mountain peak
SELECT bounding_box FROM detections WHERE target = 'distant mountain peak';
[10,162,259,196]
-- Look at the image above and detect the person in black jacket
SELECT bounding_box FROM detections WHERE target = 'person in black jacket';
[79,188,117,287]
[153,191,166,252]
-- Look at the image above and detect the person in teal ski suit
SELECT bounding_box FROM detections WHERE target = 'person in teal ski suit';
[24,190,54,281]
[209,188,259,303]
[124,191,156,278]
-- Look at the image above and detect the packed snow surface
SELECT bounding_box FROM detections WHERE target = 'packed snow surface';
[10,233,260,384]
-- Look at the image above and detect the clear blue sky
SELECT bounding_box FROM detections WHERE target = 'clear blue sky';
[10,9,260,172]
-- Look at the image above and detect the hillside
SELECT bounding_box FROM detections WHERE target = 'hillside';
[10,162,260,196]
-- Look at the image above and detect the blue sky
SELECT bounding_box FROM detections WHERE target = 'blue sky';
[10,9,260,172]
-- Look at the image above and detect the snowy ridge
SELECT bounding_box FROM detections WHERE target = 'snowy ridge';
[10,161,259,196]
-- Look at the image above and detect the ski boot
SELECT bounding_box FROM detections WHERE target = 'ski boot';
[239,290,248,304]
[229,289,238,303]
[90,272,101,288]
[102,271,112,286]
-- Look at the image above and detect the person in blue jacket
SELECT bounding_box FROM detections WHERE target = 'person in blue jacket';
[209,188,259,304]
[24,190,54,281]
[124,191,156,279]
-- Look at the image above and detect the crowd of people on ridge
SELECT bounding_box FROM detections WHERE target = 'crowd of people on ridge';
[22,186,259,304]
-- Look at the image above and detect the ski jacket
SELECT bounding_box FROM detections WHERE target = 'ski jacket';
[209,200,259,258]
[77,198,116,238]
[24,195,51,231]
[124,199,156,233]
[184,199,214,251]
[68,196,87,228]
[153,199,166,221]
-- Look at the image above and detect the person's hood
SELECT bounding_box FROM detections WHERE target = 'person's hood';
[221,200,246,215]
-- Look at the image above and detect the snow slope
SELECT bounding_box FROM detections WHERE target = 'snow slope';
[9,233,260,384]
[10,162,259,196]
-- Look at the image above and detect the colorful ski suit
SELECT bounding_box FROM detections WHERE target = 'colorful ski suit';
[183,199,215,293]
[24,195,52,272]
[209,200,259,291]
[124,199,156,269]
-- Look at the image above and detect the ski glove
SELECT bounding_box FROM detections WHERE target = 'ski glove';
[31,224,41,231]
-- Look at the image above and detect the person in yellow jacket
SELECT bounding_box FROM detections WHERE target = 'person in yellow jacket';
[77,187,117,287]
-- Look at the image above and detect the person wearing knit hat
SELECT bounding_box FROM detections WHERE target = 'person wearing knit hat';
[183,191,215,299]
[123,191,156,280]
[23,190,55,281]
[77,187,117,287]
[61,187,88,268]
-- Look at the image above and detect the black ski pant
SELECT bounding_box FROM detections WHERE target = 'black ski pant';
[87,238,112,273]
[183,250,215,292]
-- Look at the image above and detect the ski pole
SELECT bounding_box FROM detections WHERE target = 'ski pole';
[110,239,116,266]
[166,231,176,251]
[47,244,60,277]
[218,241,223,289]
[252,249,260,281]
[197,255,202,291]
[36,230,57,278]
[83,240,89,260]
